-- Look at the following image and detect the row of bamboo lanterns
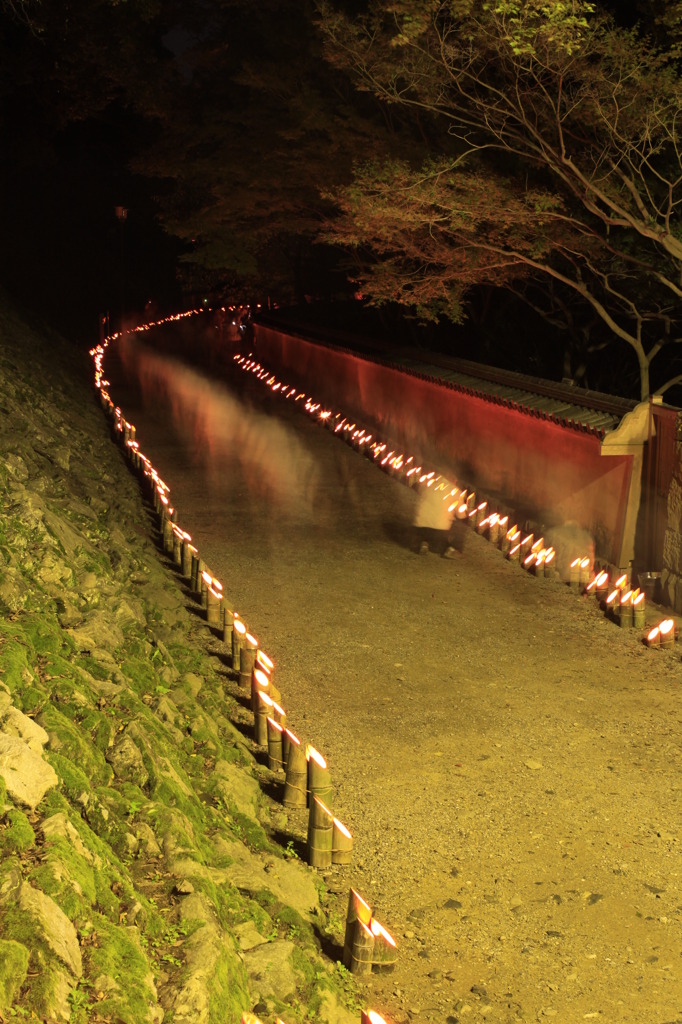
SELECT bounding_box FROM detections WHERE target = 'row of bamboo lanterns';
[233,352,681,652]
[575,562,677,646]
[91,321,397,993]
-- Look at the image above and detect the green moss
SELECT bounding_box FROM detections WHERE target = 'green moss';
[120,656,159,697]
[0,906,70,1019]
[0,938,29,1012]
[207,944,251,1023]
[74,655,110,681]
[29,834,97,911]
[40,708,112,787]
[227,809,275,855]
[46,751,91,800]
[85,915,157,1023]
[21,613,63,655]
[0,809,36,856]
[0,635,31,695]
[274,905,316,945]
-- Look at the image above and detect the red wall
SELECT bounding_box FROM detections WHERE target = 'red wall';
[254,325,633,562]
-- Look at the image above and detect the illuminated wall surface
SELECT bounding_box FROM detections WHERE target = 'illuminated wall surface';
[254,324,634,565]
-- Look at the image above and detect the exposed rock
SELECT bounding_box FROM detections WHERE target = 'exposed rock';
[0,734,58,810]
[106,732,149,788]
[213,758,261,820]
[242,939,297,1000]
[169,892,231,1024]
[1,705,50,753]
[215,838,320,917]
[135,822,162,857]
[18,882,82,978]
[234,920,270,951]
[42,965,77,1023]
[41,812,99,867]
[318,988,360,1024]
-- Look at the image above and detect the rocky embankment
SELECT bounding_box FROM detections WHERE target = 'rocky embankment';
[0,298,357,1024]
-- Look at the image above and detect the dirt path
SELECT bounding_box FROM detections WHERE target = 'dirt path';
[109,337,682,1024]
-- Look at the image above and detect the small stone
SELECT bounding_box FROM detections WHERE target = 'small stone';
[444,898,463,910]
[524,759,543,771]
[404,930,415,939]
[174,880,195,895]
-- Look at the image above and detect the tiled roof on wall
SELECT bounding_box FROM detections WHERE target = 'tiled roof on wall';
[253,314,639,439]
[389,351,638,438]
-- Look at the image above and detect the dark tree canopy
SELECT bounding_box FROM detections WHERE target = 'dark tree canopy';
[316,0,682,399]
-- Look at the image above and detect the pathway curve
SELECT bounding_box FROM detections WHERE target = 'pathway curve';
[107,334,682,1024]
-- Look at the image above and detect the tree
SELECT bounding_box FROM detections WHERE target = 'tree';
[133,0,413,305]
[317,0,682,399]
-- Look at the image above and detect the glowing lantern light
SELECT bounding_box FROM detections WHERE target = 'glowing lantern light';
[659,618,675,649]
[370,918,398,972]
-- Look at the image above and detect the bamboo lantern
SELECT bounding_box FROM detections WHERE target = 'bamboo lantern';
[266,717,285,772]
[283,733,307,808]
[523,550,536,572]
[190,552,200,593]
[455,502,468,522]
[241,1013,263,1024]
[361,1012,388,1024]
[349,920,375,977]
[200,569,212,611]
[614,573,629,591]
[520,533,534,557]
[531,536,544,555]
[487,513,501,544]
[605,588,620,621]
[239,632,258,690]
[569,557,582,588]
[466,490,476,510]
[532,549,546,576]
[282,727,297,768]
[633,592,645,629]
[474,502,488,530]
[343,889,373,970]
[222,606,234,646]
[255,649,274,676]
[307,745,333,807]
[162,512,174,554]
[543,547,556,579]
[593,571,610,601]
[619,590,633,628]
[496,515,509,548]
[232,618,246,671]
[579,557,591,587]
[251,666,269,713]
[194,557,206,598]
[181,537,195,579]
[206,579,223,627]
[172,525,183,566]
[503,526,520,558]
[307,796,334,868]
[646,625,660,648]
[370,919,398,972]
[255,690,274,746]
[332,818,353,865]
[271,700,286,730]
[659,618,675,649]
[507,542,521,562]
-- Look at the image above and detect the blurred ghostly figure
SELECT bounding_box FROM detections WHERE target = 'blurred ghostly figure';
[413,485,465,558]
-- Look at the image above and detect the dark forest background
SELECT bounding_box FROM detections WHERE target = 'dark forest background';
[0,0,680,400]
